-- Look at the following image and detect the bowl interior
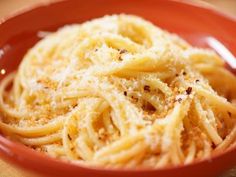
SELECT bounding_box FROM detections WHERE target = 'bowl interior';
[0,0,236,177]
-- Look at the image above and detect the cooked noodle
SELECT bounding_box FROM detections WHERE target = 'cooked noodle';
[0,14,235,168]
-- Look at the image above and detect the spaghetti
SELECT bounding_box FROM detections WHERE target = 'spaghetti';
[0,15,235,168]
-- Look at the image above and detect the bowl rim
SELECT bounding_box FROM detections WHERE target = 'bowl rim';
[0,0,236,26]
[0,0,236,175]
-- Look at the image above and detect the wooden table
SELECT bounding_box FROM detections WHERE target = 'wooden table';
[0,0,235,177]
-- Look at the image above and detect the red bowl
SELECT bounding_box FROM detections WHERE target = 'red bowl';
[0,0,236,177]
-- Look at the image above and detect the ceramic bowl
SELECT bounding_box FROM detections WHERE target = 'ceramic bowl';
[0,0,235,177]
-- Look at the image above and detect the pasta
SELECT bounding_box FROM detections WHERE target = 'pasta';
[0,14,235,168]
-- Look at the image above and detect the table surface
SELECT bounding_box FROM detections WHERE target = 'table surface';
[0,0,235,177]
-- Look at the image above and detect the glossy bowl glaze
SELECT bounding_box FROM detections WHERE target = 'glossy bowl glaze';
[0,0,236,177]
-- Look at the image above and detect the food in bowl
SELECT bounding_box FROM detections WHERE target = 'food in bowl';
[0,14,235,168]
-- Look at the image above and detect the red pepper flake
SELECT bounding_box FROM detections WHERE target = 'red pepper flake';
[175,74,179,77]
[183,72,187,75]
[131,96,138,102]
[186,87,192,95]
[124,91,127,96]
[143,102,156,112]
[144,85,151,92]
[228,111,232,117]
[68,135,72,140]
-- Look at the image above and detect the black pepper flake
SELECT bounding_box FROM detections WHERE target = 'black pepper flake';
[118,56,123,61]
[124,91,127,96]
[186,87,192,95]
[183,71,187,75]
[72,104,77,108]
[144,85,151,92]
[119,49,128,54]
[228,111,232,117]
[68,135,72,140]
[195,79,200,83]
[177,98,182,103]
[95,48,98,52]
